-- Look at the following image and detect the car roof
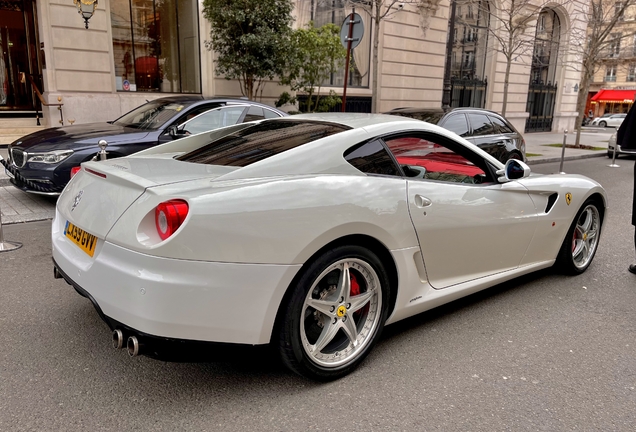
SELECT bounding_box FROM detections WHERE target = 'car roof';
[151,96,283,110]
[290,112,417,129]
[386,106,508,118]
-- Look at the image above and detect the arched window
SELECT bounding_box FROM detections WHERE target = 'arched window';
[452,0,489,82]
[530,9,560,85]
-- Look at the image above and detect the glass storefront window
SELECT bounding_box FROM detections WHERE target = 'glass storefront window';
[110,0,201,93]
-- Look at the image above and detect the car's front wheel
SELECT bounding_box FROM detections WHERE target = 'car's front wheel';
[555,199,602,274]
[277,245,390,381]
[599,121,607,127]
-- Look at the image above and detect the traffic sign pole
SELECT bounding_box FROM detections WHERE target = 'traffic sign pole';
[342,7,355,112]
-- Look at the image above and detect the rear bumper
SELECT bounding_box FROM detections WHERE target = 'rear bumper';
[52,213,302,345]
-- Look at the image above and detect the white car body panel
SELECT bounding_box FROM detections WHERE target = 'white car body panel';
[52,114,608,346]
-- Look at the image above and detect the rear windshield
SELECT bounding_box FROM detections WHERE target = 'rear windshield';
[388,111,445,125]
[176,120,350,167]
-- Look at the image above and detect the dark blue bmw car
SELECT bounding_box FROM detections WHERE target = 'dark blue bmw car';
[5,96,286,195]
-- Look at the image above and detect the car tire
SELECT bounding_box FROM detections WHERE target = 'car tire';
[555,198,602,275]
[277,245,390,381]
[507,151,523,161]
[599,121,607,127]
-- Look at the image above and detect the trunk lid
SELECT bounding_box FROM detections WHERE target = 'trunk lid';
[57,155,236,238]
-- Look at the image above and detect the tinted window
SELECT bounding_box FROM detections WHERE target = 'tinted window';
[384,135,488,184]
[344,140,399,176]
[389,110,445,125]
[244,106,265,122]
[488,115,514,134]
[177,120,349,167]
[441,114,470,137]
[182,107,246,135]
[468,113,495,136]
[264,108,282,119]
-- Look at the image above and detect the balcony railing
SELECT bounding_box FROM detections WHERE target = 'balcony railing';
[605,76,617,82]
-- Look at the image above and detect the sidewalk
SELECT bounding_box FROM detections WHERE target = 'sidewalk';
[0,127,616,225]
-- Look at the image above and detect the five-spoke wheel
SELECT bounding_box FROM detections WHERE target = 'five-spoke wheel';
[556,199,602,274]
[278,245,389,381]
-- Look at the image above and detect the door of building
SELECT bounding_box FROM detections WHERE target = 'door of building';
[0,0,41,111]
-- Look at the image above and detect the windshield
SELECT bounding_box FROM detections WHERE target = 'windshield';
[176,120,350,167]
[114,100,192,130]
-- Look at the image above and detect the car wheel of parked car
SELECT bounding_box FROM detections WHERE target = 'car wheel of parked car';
[599,121,607,127]
[555,199,602,275]
[277,245,390,381]
[508,151,523,161]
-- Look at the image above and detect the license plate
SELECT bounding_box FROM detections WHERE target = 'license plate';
[64,221,98,257]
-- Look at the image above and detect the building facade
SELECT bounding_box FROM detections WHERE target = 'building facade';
[0,0,586,133]
[587,3,636,117]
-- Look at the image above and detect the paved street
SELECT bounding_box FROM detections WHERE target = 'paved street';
[1,157,635,431]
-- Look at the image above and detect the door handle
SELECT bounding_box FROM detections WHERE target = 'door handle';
[414,194,432,208]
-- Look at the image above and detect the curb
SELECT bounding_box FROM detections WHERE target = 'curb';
[526,152,606,165]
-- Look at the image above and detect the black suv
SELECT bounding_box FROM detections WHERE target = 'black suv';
[386,107,526,163]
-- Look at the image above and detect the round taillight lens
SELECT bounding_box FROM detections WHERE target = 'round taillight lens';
[155,200,189,240]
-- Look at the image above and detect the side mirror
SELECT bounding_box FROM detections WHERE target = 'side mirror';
[497,159,531,182]
[167,126,178,137]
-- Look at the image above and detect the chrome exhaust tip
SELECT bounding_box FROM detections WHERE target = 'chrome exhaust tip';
[127,335,142,357]
[112,329,125,349]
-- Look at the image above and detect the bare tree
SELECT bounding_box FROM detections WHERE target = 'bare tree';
[568,0,636,146]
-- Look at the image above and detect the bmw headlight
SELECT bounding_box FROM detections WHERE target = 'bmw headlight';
[27,150,74,164]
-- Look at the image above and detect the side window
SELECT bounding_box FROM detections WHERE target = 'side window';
[440,114,470,137]
[264,108,281,119]
[182,107,247,135]
[174,104,220,127]
[468,113,496,136]
[243,106,265,122]
[488,115,514,134]
[384,135,488,184]
[344,139,400,176]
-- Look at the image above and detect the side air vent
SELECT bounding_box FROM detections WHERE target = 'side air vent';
[545,193,558,213]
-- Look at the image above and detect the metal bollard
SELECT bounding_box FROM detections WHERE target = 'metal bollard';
[558,129,568,174]
[0,204,23,252]
[608,142,620,168]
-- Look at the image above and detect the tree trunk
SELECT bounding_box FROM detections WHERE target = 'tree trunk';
[574,68,592,147]
[371,13,381,113]
[502,56,512,117]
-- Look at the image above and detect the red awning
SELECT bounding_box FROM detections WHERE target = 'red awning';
[590,89,636,103]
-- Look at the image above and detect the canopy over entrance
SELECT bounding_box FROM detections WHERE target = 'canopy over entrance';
[591,89,636,103]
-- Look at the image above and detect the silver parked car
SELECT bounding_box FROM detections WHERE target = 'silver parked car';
[591,113,626,128]
[607,131,636,158]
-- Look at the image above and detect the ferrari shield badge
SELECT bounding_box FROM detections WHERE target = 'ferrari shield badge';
[565,192,572,206]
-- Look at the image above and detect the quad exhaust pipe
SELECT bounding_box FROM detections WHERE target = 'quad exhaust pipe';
[127,335,144,357]
[112,329,125,349]
[112,330,145,357]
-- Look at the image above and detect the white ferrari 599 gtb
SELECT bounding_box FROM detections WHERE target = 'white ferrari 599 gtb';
[52,114,606,380]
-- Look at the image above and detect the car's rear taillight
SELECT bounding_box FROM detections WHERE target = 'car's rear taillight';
[70,166,81,178]
[155,200,189,240]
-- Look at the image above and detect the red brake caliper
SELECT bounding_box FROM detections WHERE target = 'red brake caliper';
[350,273,360,296]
